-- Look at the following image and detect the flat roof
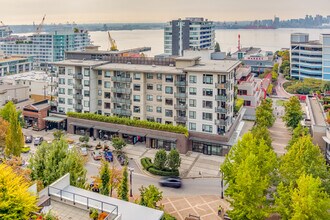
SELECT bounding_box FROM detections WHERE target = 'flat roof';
[95,63,182,74]
[52,59,109,67]
[44,116,66,123]
[0,84,29,91]
[184,60,241,73]
[0,55,30,62]
[0,71,50,82]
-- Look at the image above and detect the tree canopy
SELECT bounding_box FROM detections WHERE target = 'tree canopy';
[118,166,129,201]
[154,149,167,170]
[255,99,275,128]
[287,124,309,149]
[5,110,24,157]
[139,185,163,209]
[167,149,181,171]
[283,96,303,129]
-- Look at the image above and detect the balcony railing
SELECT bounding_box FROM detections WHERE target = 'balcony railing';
[111,87,132,94]
[73,84,83,90]
[73,73,83,79]
[215,82,230,89]
[215,107,228,114]
[111,76,132,83]
[174,116,187,123]
[73,104,83,110]
[111,97,131,105]
[174,93,187,99]
[175,81,187,87]
[73,94,83,100]
[215,95,228,101]
[215,118,229,126]
[174,104,187,110]
[111,109,132,116]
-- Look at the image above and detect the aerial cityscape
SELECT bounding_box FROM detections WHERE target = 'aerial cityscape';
[0,1,330,220]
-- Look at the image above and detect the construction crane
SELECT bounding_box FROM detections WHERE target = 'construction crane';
[107,31,118,51]
[36,15,46,34]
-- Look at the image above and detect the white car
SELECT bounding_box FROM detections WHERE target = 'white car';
[80,147,88,156]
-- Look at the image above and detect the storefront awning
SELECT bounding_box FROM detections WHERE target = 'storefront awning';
[147,134,177,142]
[94,126,119,133]
[69,122,94,129]
[189,137,230,146]
[43,116,66,123]
[120,130,146,137]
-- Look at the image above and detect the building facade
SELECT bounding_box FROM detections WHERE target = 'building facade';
[0,85,29,106]
[0,53,33,76]
[0,30,91,67]
[164,17,215,56]
[0,26,12,38]
[53,57,244,155]
[290,33,330,80]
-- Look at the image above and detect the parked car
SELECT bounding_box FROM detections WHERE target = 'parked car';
[34,137,44,146]
[25,135,33,144]
[92,150,102,160]
[159,177,182,188]
[80,147,88,156]
[117,154,128,166]
[104,151,113,162]
[90,182,99,193]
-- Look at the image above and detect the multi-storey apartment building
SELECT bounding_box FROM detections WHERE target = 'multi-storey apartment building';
[290,33,330,80]
[0,53,33,76]
[0,30,91,67]
[164,17,215,56]
[53,56,244,156]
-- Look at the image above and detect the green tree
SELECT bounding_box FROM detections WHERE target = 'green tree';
[118,166,129,201]
[109,166,122,197]
[0,117,9,152]
[256,99,275,127]
[99,160,110,196]
[251,125,272,146]
[53,130,65,140]
[215,42,221,52]
[279,136,330,193]
[283,96,303,129]
[167,149,181,171]
[287,124,309,149]
[154,149,167,170]
[0,164,38,220]
[5,110,24,157]
[139,185,163,209]
[0,101,24,126]
[272,63,279,73]
[112,137,127,153]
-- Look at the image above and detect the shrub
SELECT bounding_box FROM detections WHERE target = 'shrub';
[67,112,189,137]
[154,149,167,170]
[148,167,179,177]
[141,157,153,170]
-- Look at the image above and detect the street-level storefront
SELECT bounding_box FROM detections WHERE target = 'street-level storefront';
[121,131,146,145]
[94,126,119,141]
[22,100,50,130]
[190,137,230,156]
[148,134,177,151]
[44,116,67,131]
[70,122,94,137]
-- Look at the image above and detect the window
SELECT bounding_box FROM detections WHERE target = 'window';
[59,88,65,94]
[104,92,111,99]
[189,99,196,107]
[59,78,65,85]
[68,89,73,95]
[133,84,141,91]
[189,75,197,83]
[157,73,162,80]
[165,109,173,117]
[156,107,162,113]
[189,111,196,119]
[68,99,73,105]
[84,101,90,107]
[157,95,162,102]
[203,101,213,109]
[203,112,213,121]
[202,124,213,133]
[133,95,140,102]
[104,102,111,109]
[165,86,173,94]
[147,73,153,79]
[147,105,153,112]
[156,118,162,123]
[59,98,65,104]
[104,81,110,88]
[98,70,102,76]
[203,88,213,96]
[189,123,196,131]
[67,69,73,75]
[104,71,111,78]
[58,107,65,113]
[84,69,90,76]
[98,80,102,85]
[133,106,140,113]
[98,100,102,106]
[165,98,173,105]
[203,74,213,84]
[165,75,173,82]
[134,73,141,80]
[84,80,90,87]
[84,90,90,97]
[147,95,153,101]
[147,84,153,90]
[189,87,197,95]
[98,89,102,96]
[156,84,162,91]
[67,79,73,85]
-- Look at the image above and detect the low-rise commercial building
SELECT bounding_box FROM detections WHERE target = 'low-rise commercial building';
[0,52,33,76]
[22,100,50,130]
[0,84,29,106]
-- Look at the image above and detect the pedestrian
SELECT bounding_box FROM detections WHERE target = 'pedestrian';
[218,205,223,216]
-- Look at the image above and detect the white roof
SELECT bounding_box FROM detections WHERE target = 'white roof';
[0,71,51,82]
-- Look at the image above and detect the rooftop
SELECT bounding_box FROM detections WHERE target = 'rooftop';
[0,55,31,62]
[0,84,29,92]
[0,71,50,82]
[232,47,261,56]
[95,63,182,74]
[184,60,241,73]
[52,59,109,67]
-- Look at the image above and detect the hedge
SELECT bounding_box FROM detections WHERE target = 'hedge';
[67,112,189,137]
[148,167,179,177]
[141,157,153,170]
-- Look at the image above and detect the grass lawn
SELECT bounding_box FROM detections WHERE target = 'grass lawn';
[276,100,287,106]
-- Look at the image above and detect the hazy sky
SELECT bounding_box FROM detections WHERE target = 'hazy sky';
[1,0,330,24]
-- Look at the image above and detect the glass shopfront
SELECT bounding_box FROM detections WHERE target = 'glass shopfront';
[122,133,146,145]
[192,141,224,156]
[150,139,176,151]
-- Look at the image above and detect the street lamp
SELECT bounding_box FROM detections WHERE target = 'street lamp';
[128,167,134,197]
[220,170,224,199]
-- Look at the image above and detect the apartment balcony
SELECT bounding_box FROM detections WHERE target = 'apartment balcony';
[215,82,230,89]
[174,116,187,123]
[73,73,83,79]
[175,81,187,87]
[73,104,83,110]
[215,107,228,114]
[73,94,83,100]
[174,104,187,110]
[111,108,132,116]
[111,87,132,94]
[50,101,58,106]
[215,95,228,102]
[174,93,187,99]
[215,118,229,126]
[111,97,132,105]
[111,76,132,83]
[73,84,83,90]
